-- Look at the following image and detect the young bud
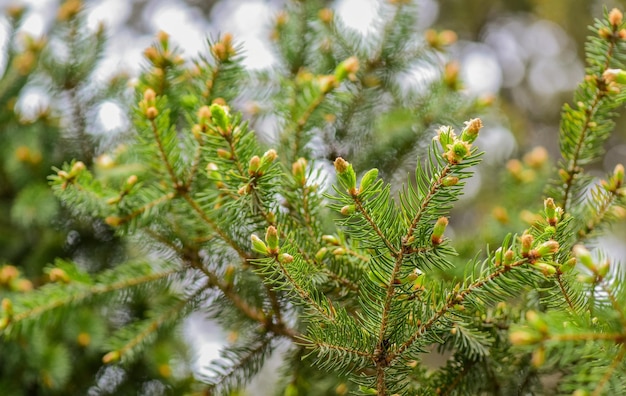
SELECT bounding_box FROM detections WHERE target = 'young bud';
[435,126,456,151]
[105,216,123,227]
[494,247,503,266]
[504,249,515,266]
[597,259,610,278]
[1,298,13,317]
[534,240,559,258]
[523,146,548,168]
[315,247,328,261]
[321,235,340,245]
[442,176,459,187]
[335,56,359,82]
[102,351,121,364]
[279,253,294,263]
[143,88,156,102]
[146,106,158,120]
[251,234,268,255]
[197,105,212,121]
[443,141,471,164]
[248,156,261,175]
[49,268,70,283]
[509,329,541,346]
[292,158,307,185]
[259,149,278,170]
[609,8,623,27]
[573,245,595,272]
[319,8,333,24]
[209,103,230,132]
[603,68,626,84]
[318,75,337,93]
[531,346,546,367]
[340,205,355,216]
[332,247,346,256]
[217,148,232,160]
[431,217,448,245]
[265,226,279,252]
[460,118,483,144]
[544,198,559,226]
[334,157,357,193]
[614,163,624,186]
[125,175,138,188]
[359,168,379,193]
[520,234,533,257]
[534,262,557,276]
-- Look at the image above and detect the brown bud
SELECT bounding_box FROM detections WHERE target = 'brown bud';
[609,8,623,27]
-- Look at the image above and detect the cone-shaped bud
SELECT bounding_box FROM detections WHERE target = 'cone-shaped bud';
[340,205,355,215]
[198,105,211,122]
[526,311,548,333]
[209,103,230,131]
[251,234,268,255]
[315,247,328,261]
[614,163,624,186]
[597,259,610,278]
[359,168,378,193]
[442,176,459,187]
[573,245,595,271]
[292,158,307,185]
[460,118,483,143]
[206,163,221,180]
[266,211,276,224]
[544,198,559,226]
[431,217,448,245]
[318,75,337,94]
[224,265,235,285]
[520,234,533,257]
[332,247,346,256]
[146,106,158,120]
[443,141,471,164]
[334,157,357,193]
[70,161,86,176]
[125,175,138,188]
[279,253,294,263]
[248,156,261,175]
[603,68,626,84]
[1,298,13,317]
[102,351,121,364]
[534,262,557,276]
[259,149,278,171]
[494,247,503,266]
[562,257,577,272]
[143,88,156,103]
[523,146,549,168]
[49,268,70,283]
[435,126,456,151]
[609,8,623,27]
[532,346,546,368]
[217,148,232,160]
[318,8,333,24]
[322,235,340,245]
[535,240,559,257]
[504,249,515,266]
[509,329,542,346]
[335,56,359,82]
[265,226,279,253]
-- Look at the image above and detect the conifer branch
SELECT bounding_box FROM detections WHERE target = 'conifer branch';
[110,192,176,225]
[150,119,180,187]
[555,272,576,311]
[592,344,626,396]
[353,195,400,256]
[390,258,529,362]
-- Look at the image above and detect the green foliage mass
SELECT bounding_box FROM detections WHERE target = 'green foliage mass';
[1,1,626,395]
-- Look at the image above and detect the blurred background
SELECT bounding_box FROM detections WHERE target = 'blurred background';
[1,0,625,394]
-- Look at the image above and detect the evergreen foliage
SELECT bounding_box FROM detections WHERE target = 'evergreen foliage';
[1,1,625,395]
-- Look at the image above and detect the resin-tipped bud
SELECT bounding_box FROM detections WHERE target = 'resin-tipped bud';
[503,249,515,266]
[603,68,626,84]
[251,234,268,255]
[340,205,355,216]
[442,176,459,187]
[259,149,278,171]
[359,168,378,193]
[431,217,448,245]
[460,118,483,144]
[279,253,294,263]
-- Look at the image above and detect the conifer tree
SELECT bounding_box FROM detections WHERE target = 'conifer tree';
[1,1,625,396]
